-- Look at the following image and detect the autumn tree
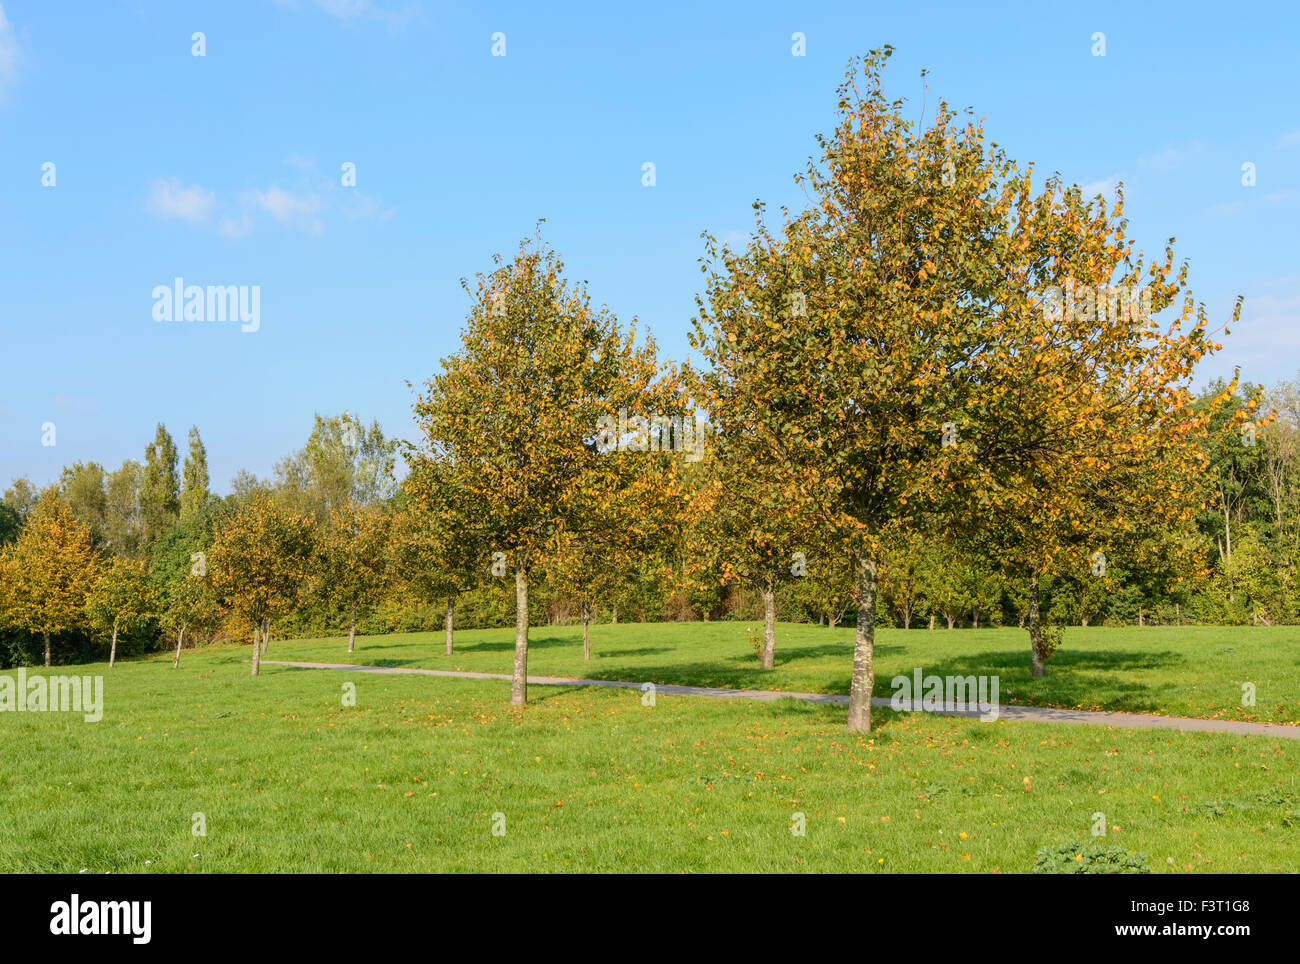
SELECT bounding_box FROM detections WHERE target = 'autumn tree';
[180,426,211,522]
[318,502,391,654]
[694,49,1239,727]
[141,423,180,546]
[209,494,315,676]
[85,558,155,667]
[411,231,686,705]
[0,494,99,666]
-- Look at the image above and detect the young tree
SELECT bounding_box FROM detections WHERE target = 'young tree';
[411,231,686,705]
[141,423,180,546]
[318,502,391,654]
[85,558,155,667]
[162,567,217,669]
[209,494,315,676]
[276,413,397,522]
[180,426,211,522]
[1,494,99,666]
[695,49,1243,726]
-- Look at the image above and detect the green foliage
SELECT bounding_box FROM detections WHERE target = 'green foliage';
[1033,841,1151,874]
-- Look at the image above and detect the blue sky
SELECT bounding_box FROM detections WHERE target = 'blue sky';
[1,0,1297,494]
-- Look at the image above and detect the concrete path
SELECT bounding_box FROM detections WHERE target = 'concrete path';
[260,659,1300,740]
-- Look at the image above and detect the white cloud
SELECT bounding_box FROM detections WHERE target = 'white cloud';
[1205,200,1244,216]
[1137,142,1204,172]
[252,185,322,223]
[147,178,216,222]
[1277,130,1300,148]
[1265,189,1300,204]
[1079,175,1122,204]
[217,214,253,240]
[150,156,394,240]
[0,3,21,103]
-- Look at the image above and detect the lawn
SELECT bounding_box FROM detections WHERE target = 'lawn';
[0,631,1296,874]
[276,621,1300,725]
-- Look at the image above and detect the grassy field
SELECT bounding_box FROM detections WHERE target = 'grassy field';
[0,624,1297,873]
[278,621,1300,724]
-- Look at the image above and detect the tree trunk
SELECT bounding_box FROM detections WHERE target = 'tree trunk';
[43,632,50,667]
[109,621,118,668]
[972,611,979,630]
[1138,609,1144,627]
[828,615,839,630]
[261,619,270,654]
[445,597,454,656]
[818,613,824,626]
[251,621,261,676]
[759,585,777,669]
[1081,614,1089,628]
[510,567,529,706]
[847,549,877,733]
[946,613,954,630]
[903,610,911,630]
[928,614,934,630]
[611,605,618,625]
[1028,572,1045,677]
[348,603,356,653]
[173,624,185,669]
[582,606,591,660]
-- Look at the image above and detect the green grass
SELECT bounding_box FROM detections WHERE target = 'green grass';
[277,621,1300,724]
[0,634,1296,873]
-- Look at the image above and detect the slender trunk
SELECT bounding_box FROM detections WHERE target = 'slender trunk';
[928,614,934,631]
[1138,609,1144,628]
[173,624,186,669]
[847,549,877,733]
[818,613,824,626]
[445,597,454,656]
[510,567,529,706]
[582,605,591,660]
[903,609,911,630]
[946,613,954,630]
[1028,572,1045,677]
[761,585,776,669]
[43,632,51,667]
[348,603,356,653]
[1081,614,1089,628]
[972,610,979,630]
[611,605,618,625]
[251,620,261,676]
[109,621,118,668]
[261,619,270,654]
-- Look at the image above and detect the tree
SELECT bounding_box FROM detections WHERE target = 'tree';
[0,494,99,666]
[698,456,811,668]
[180,426,211,522]
[141,423,180,546]
[411,231,686,705]
[209,494,315,676]
[104,459,145,558]
[58,462,108,549]
[392,469,481,657]
[3,477,39,523]
[318,502,390,653]
[275,413,397,522]
[161,568,217,669]
[85,558,155,667]
[694,49,1242,723]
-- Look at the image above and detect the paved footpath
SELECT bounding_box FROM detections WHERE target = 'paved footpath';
[260,659,1300,740]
